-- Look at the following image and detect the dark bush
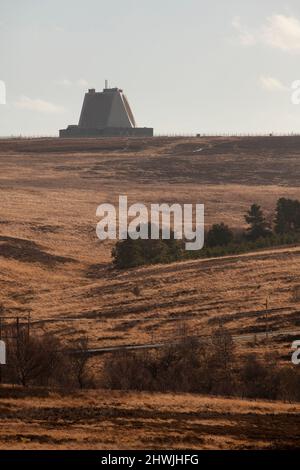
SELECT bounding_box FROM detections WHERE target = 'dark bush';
[4,328,93,389]
[206,223,234,247]
[112,224,183,269]
[102,328,300,402]
[6,329,64,387]
[275,198,300,234]
[244,204,271,240]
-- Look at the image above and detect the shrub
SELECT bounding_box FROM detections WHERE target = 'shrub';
[68,337,94,389]
[6,329,63,387]
[102,329,300,402]
[112,224,183,269]
[4,329,93,389]
[206,223,234,247]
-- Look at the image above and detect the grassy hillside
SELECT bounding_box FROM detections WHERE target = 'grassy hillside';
[0,388,299,450]
[0,137,299,356]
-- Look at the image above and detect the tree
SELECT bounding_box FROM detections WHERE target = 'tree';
[239,354,278,399]
[8,329,61,387]
[274,198,300,234]
[210,326,235,371]
[112,224,183,269]
[277,367,300,402]
[206,223,234,247]
[69,337,92,389]
[244,204,270,240]
[202,327,237,396]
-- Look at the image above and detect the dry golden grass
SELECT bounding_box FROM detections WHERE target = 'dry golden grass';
[0,137,300,355]
[0,388,299,449]
[1,136,300,449]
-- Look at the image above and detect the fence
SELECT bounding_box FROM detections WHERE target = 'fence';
[1,132,300,139]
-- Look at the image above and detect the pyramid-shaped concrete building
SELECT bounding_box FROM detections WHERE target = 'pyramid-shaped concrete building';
[60,85,153,137]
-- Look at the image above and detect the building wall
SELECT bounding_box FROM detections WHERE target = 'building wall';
[59,126,153,138]
[79,89,135,129]
[107,91,133,128]
[60,86,152,137]
[78,91,113,129]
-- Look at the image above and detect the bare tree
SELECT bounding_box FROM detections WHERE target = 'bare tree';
[211,326,235,371]
[8,328,61,387]
[69,337,91,389]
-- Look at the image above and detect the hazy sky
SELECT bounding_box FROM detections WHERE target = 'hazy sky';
[2,0,300,135]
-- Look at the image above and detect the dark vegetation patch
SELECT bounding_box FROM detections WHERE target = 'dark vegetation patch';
[85,263,110,279]
[8,289,35,304]
[0,434,77,445]
[102,328,300,402]
[30,224,62,234]
[0,235,74,266]
[0,386,51,399]
[112,198,300,269]
[0,137,168,154]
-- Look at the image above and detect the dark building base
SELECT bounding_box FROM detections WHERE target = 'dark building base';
[59,126,154,138]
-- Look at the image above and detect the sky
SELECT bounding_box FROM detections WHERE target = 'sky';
[2,0,300,135]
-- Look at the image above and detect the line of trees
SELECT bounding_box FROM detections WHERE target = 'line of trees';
[112,226,183,269]
[102,328,300,402]
[2,326,300,403]
[207,197,300,246]
[1,328,93,388]
[112,197,300,268]
[195,197,300,259]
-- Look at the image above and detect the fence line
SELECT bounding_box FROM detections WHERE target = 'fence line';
[1,132,300,140]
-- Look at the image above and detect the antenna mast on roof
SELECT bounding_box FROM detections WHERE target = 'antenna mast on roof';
[105,79,108,89]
